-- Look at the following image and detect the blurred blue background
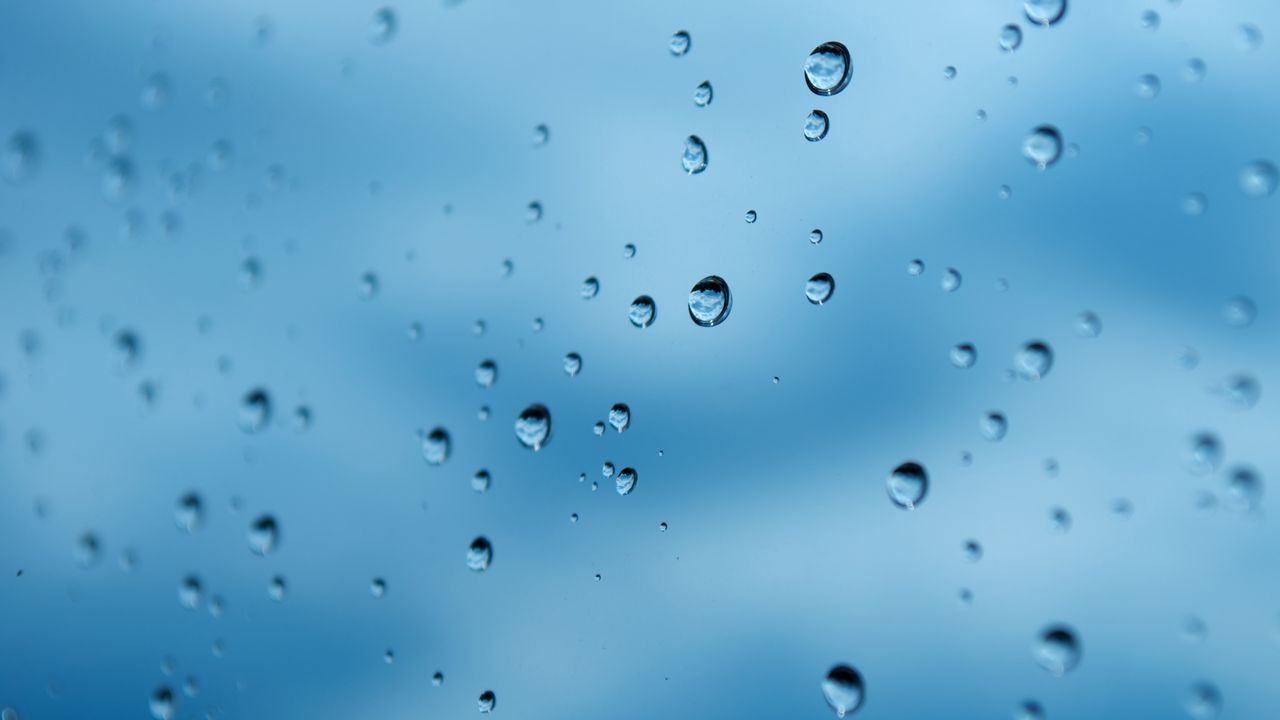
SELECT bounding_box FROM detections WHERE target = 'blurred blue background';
[1,0,1279,717]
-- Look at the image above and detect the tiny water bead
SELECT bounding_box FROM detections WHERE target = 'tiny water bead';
[1222,297,1256,327]
[1239,160,1277,197]
[615,468,638,496]
[624,243,637,257]
[1023,126,1063,169]
[3,130,39,182]
[581,277,600,300]
[1221,373,1261,410]
[1186,432,1223,475]
[693,81,713,107]
[1014,341,1054,381]
[887,461,928,509]
[563,352,582,376]
[806,273,835,305]
[1184,682,1222,720]
[669,30,691,56]
[432,672,444,687]
[475,360,498,388]
[1136,74,1162,99]
[1075,311,1102,338]
[467,537,492,571]
[515,404,552,450]
[478,690,497,713]
[422,427,451,465]
[950,343,977,369]
[359,271,379,299]
[602,462,616,479]
[1223,466,1263,512]
[744,210,757,223]
[238,388,272,433]
[805,42,852,96]
[940,268,962,292]
[998,185,1012,200]
[1049,507,1072,532]
[248,515,279,556]
[178,575,202,610]
[629,295,657,327]
[175,493,203,533]
[268,576,287,601]
[688,275,732,327]
[370,7,397,45]
[821,664,865,717]
[1024,0,1067,26]
[593,422,606,436]
[682,135,707,174]
[999,24,1023,51]
[809,229,823,245]
[1034,625,1081,676]
[980,412,1008,441]
[803,110,830,142]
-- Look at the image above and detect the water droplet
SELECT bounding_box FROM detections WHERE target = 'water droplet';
[526,201,543,222]
[1184,58,1206,83]
[1140,10,1160,30]
[962,540,983,562]
[980,412,1008,441]
[803,110,830,142]
[515,404,552,450]
[681,136,707,174]
[1000,24,1024,51]
[74,532,101,568]
[1223,466,1263,511]
[943,65,957,79]
[907,259,925,276]
[1175,345,1200,370]
[101,156,134,201]
[1023,126,1063,169]
[469,468,492,493]
[432,672,444,686]
[1221,373,1260,410]
[467,537,492,571]
[248,515,279,556]
[1186,432,1223,475]
[475,359,498,388]
[579,277,600,300]
[629,296,657,327]
[1236,23,1263,51]
[602,462,615,479]
[821,664,865,717]
[659,522,668,532]
[563,352,582,376]
[688,275,732,327]
[608,403,631,433]
[950,343,977,369]
[693,81,713,107]
[805,42,852,96]
[1182,192,1207,216]
[615,467,638,496]
[569,513,578,523]
[1182,615,1208,643]
[998,185,1012,200]
[239,388,271,433]
[669,31,691,56]
[1136,73,1161,99]
[532,124,549,146]
[808,229,824,245]
[887,461,928,510]
[4,130,39,182]
[1014,700,1046,720]
[593,422,606,436]
[806,273,835,305]
[150,687,175,720]
[1024,0,1067,26]
[359,272,379,299]
[1223,297,1256,327]
[1074,311,1102,338]
[1184,682,1222,719]
[623,243,637,257]
[370,7,397,45]
[1014,341,1054,381]
[1239,160,1277,197]
[179,575,202,610]
[941,268,962,292]
[370,578,386,598]
[268,575,287,601]
[175,493,203,533]
[1033,625,1081,676]
[744,210,757,223]
[422,427,451,465]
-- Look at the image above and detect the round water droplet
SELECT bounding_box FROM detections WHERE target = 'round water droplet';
[1024,0,1067,26]
[471,469,491,493]
[887,461,928,510]
[1223,466,1263,511]
[688,275,731,327]
[1237,23,1263,51]
[1034,625,1081,676]
[693,81,713,107]
[669,31,691,56]
[950,343,977,369]
[1075,311,1102,338]
[1184,682,1222,719]
[422,427,451,465]
[581,277,600,300]
[999,24,1023,51]
[593,422,605,436]
[1223,297,1256,327]
[268,575,287,601]
[1140,10,1160,30]
[563,352,582,376]
[602,462,615,479]
[1239,161,1277,197]
[467,537,492,572]
[629,296,657,327]
[1136,74,1161,99]
[806,273,835,305]
[681,135,707,174]
[943,65,957,80]
[531,124,550,147]
[370,578,386,598]
[370,7,397,45]
[475,359,498,388]
[525,201,543,223]
[239,388,271,433]
[141,73,171,110]
[805,42,852,96]
[478,690,497,713]
[907,259,925,276]
[432,672,444,686]
[623,243,637,257]
[4,130,39,182]
[615,467,638,496]
[608,403,631,433]
[1023,126,1063,169]
[150,687,175,720]
[175,492,203,533]
[1014,700,1045,720]
[515,404,552,450]
[808,229,824,245]
[1221,373,1260,410]
[821,664,865,717]
[1186,432,1223,475]
[804,110,830,142]
[941,268,962,292]
[248,515,279,556]
[962,540,983,562]
[178,575,202,610]
[1014,341,1054,381]
[74,532,101,568]
[980,412,1008,441]
[359,271,379,299]
[1184,58,1206,83]
[744,210,757,223]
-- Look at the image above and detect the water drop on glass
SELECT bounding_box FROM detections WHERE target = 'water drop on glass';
[1237,23,1263,51]
[422,427,451,465]
[1024,0,1067,26]
[563,352,582,376]
[806,273,835,305]
[629,295,657,327]
[681,135,707,174]
[467,537,492,571]
[1000,24,1023,51]
[1023,126,1063,169]
[1014,341,1054,380]
[515,404,552,450]
[608,403,631,433]
[239,388,271,433]
[941,268,962,292]
[1223,297,1256,327]
[1223,466,1263,511]
[821,664,865,717]
[175,493,203,533]
[804,110,830,142]
[532,124,549,146]
[962,540,983,562]
[980,411,1008,441]
[887,461,928,510]
[478,690,496,713]
[1075,311,1102,338]
[1181,192,1207,216]
[370,578,386,598]
[1186,432,1223,475]
[688,275,731,327]
[1136,74,1161,99]
[1140,10,1160,30]
[943,65,957,79]
[669,31,690,56]
[693,81,713,107]
[149,687,175,720]
[950,343,977,369]
[1184,682,1222,719]
[248,515,279,556]
[1184,58,1206,83]
[1034,625,1081,676]
[744,210,757,223]
[475,359,497,388]
[1239,161,1277,197]
[805,42,852,96]
[178,575,202,610]
[1014,700,1045,720]
[370,7,397,45]
[526,201,543,222]
[615,467,638,496]
[907,259,924,276]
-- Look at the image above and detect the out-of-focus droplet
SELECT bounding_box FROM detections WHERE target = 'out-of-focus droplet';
[1140,10,1160,30]
[593,422,606,436]
[907,259,924,275]
[962,540,983,562]
[1181,192,1207,216]
[432,672,444,686]
[515,404,552,450]
[943,65,957,79]
[688,275,731,327]
[4,130,39,182]
[471,469,491,493]
[805,42,851,96]
[681,135,707,174]
[1034,625,1081,676]
[74,532,101,568]
[887,461,928,510]
[1181,616,1208,643]
[1014,341,1054,381]
[370,7,397,45]
[467,537,492,571]
[615,467,637,496]
[580,276,600,300]
[941,268,962,292]
[563,352,582,376]
[178,575,202,610]
[239,388,271,433]
[1223,466,1263,512]
[999,24,1023,50]
[1023,125,1063,169]
[268,575,286,601]
[1136,73,1161,99]
[694,81,713,107]
[804,110,830,142]
[478,690,496,713]
[821,664,865,717]
[1184,58,1206,83]
[150,687,175,720]
[629,296,657,327]
[1075,311,1102,338]
[532,124,549,146]
[669,31,691,56]
[1184,682,1222,719]
[1221,373,1260,410]
[1236,23,1263,51]
[141,73,171,110]
[980,412,1008,441]
[422,427,451,465]
[1014,700,1045,720]
[1239,161,1277,197]
[370,578,386,598]
[1024,0,1067,26]
[608,403,631,433]
[623,243,637,257]
[248,515,279,556]
[950,343,977,369]
[1186,432,1223,475]
[525,201,543,223]
[175,493,203,533]
[806,273,835,305]
[1223,297,1256,327]
[475,359,498,388]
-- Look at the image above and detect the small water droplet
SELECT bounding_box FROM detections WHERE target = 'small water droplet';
[515,404,552,450]
[1220,373,1260,410]
[370,7,397,45]
[178,575,202,610]
[4,130,39,182]
[688,275,732,327]
[1074,312,1102,338]
[805,42,852,96]
[907,259,925,276]
[150,687,175,720]
[1184,58,1206,83]
[806,273,835,305]
[1139,10,1160,30]
[467,537,492,572]
[962,540,983,562]
[803,110,830,142]
[422,427,451,465]
[693,81,713,107]
[1186,432,1223,475]
[821,664,865,717]
[980,411,1008,441]
[1184,682,1222,719]
[1033,625,1081,676]
[1023,125,1063,169]
[239,388,271,433]
[1236,23,1263,51]
[532,124,549,146]
[526,201,543,223]
[744,210,757,223]
[607,403,631,433]
[370,577,386,598]
[1024,0,1067,27]
[1223,296,1256,327]
[478,690,497,713]
[248,515,279,556]
[1239,161,1277,197]
[999,24,1024,51]
[563,352,582,376]
[1014,700,1046,720]
[808,229,824,245]
[943,65,957,79]
[1014,341,1054,381]
[1223,466,1263,511]
[475,359,498,388]
[941,268,962,292]
[950,343,977,369]
[623,243,637,257]
[1182,192,1207,216]
[669,31,691,56]
[268,575,287,601]
[432,672,444,687]
[175,493,203,533]
[629,296,657,327]
[615,467,638,496]
[1136,73,1162,99]
[887,462,928,510]
[681,136,707,174]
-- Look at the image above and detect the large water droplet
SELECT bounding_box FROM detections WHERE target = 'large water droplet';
[467,537,492,571]
[804,110,830,142]
[248,515,279,556]
[1024,0,1067,26]
[806,273,835,305]
[615,467,637,496]
[1014,341,1054,381]
[515,404,552,450]
[821,664,865,717]
[629,296,657,327]
[805,42,852,96]
[688,275,731,327]
[1239,161,1277,197]
[887,462,928,509]
[422,427,451,465]
[1033,625,1081,676]
[1023,126,1063,169]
